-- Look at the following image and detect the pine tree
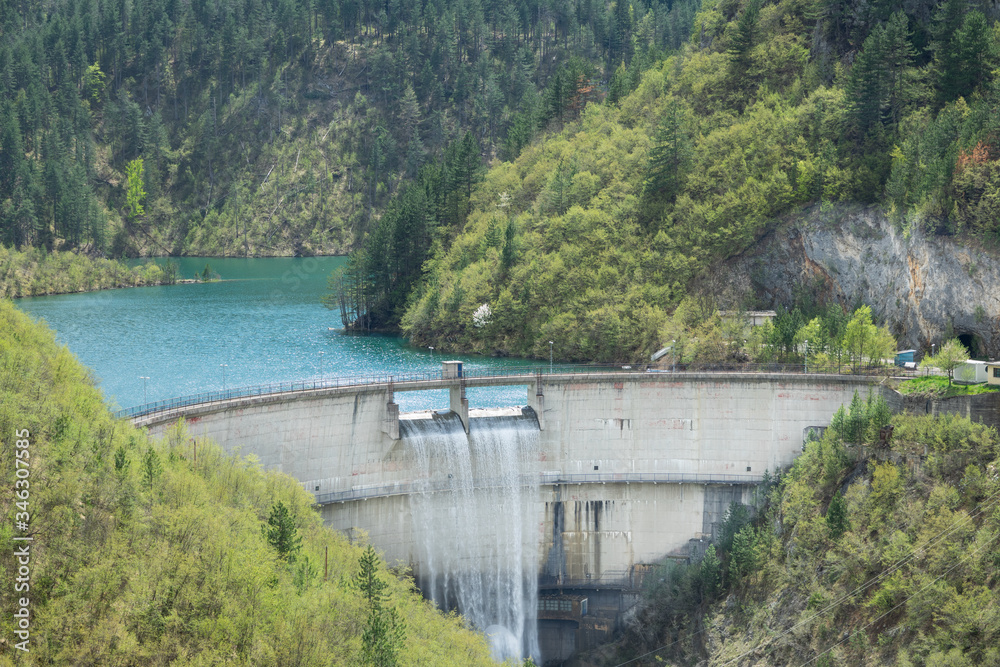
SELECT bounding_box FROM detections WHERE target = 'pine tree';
[846,25,888,140]
[728,0,762,76]
[931,0,969,103]
[263,501,303,561]
[643,98,691,210]
[882,11,915,130]
[845,390,866,443]
[954,11,996,100]
[607,61,629,104]
[142,446,162,491]
[501,215,517,272]
[727,525,757,585]
[613,0,633,64]
[826,491,849,539]
[354,545,406,667]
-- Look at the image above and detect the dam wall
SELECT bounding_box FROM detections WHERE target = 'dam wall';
[142,372,884,579]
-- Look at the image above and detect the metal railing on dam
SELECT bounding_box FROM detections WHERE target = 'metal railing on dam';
[117,360,901,421]
[117,363,607,419]
[313,471,764,505]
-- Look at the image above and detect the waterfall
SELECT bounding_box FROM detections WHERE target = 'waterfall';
[403,409,541,663]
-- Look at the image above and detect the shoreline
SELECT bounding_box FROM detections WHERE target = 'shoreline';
[10,278,207,299]
[1,248,347,300]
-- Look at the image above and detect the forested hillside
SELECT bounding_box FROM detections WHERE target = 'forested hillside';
[0,299,499,664]
[601,399,1000,666]
[0,0,696,257]
[329,0,1000,360]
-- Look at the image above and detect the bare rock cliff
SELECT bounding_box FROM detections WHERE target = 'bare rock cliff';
[726,205,1000,357]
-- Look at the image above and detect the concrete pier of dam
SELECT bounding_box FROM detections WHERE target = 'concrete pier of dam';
[139,368,887,577]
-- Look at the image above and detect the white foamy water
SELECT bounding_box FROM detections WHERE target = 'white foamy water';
[403,410,541,663]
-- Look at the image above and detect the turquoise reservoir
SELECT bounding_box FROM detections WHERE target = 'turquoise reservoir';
[15,257,544,412]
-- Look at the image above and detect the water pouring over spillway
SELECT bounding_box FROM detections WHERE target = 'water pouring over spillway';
[402,408,542,663]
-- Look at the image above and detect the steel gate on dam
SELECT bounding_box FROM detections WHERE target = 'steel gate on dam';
[132,364,886,582]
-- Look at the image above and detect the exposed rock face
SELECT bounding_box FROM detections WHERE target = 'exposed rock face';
[726,205,1000,358]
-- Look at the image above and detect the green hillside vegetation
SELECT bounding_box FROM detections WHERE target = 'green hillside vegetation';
[0,0,698,257]
[330,0,1000,360]
[0,246,178,297]
[0,298,498,665]
[604,397,1000,666]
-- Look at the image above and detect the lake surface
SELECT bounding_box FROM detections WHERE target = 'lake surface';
[15,257,546,412]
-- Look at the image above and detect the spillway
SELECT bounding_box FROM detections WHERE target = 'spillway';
[402,408,541,663]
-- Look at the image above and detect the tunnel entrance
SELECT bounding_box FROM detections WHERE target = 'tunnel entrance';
[957,332,987,360]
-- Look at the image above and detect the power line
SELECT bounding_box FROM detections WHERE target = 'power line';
[612,483,1000,667]
[716,486,1000,667]
[799,525,1000,666]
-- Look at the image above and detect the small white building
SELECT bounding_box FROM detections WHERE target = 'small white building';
[987,362,1000,386]
[954,360,989,384]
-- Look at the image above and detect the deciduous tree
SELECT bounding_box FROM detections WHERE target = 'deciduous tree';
[920,338,969,385]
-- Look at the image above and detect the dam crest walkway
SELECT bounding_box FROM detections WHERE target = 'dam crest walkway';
[120,361,884,426]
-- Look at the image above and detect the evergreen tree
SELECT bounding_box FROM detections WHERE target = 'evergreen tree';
[826,491,849,539]
[728,0,761,77]
[931,0,969,104]
[355,545,406,667]
[263,501,303,561]
[611,0,633,65]
[643,98,691,211]
[846,24,888,140]
[882,11,915,130]
[699,544,721,598]
[607,60,629,105]
[142,446,162,491]
[727,525,757,585]
[501,215,517,272]
[953,11,996,101]
[845,389,866,443]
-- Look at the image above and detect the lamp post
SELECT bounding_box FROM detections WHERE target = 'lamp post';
[139,376,149,404]
[429,346,434,356]
[319,351,325,382]
[804,340,808,374]
[220,364,228,391]
[671,339,676,373]
[549,341,553,373]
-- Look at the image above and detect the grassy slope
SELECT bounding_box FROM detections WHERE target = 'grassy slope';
[898,375,1000,398]
[0,299,497,665]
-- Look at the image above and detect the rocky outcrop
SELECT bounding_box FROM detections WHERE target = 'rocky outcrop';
[726,205,1000,358]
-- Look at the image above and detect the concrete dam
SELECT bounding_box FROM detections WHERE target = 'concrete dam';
[136,366,883,662]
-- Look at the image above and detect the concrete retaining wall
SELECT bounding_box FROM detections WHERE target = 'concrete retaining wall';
[903,391,1000,430]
